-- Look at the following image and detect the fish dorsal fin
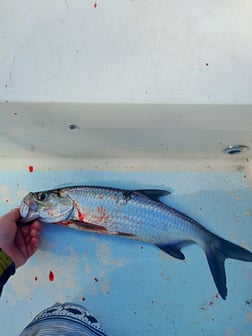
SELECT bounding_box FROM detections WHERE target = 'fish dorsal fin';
[136,189,171,201]
[157,240,193,260]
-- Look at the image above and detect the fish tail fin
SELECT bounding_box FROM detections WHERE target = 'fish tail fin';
[205,236,252,300]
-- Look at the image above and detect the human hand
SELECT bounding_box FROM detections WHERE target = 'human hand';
[0,208,41,268]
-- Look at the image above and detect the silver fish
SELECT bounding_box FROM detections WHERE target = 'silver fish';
[19,185,252,299]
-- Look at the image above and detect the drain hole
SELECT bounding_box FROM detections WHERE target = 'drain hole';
[68,124,79,130]
[228,148,242,155]
[222,145,249,155]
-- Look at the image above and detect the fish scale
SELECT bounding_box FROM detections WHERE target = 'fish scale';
[68,187,192,243]
[19,185,252,300]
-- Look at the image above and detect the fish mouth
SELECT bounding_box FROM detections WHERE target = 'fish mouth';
[19,193,40,225]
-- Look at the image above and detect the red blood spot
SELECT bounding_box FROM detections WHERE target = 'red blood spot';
[96,206,109,224]
[34,276,38,281]
[28,165,34,173]
[205,63,209,66]
[49,270,54,282]
[94,277,99,282]
[78,210,85,221]
[200,293,219,311]
[94,2,97,8]
[74,202,85,221]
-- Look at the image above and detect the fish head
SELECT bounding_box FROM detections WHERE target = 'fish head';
[19,189,74,224]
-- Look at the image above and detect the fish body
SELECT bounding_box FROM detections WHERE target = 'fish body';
[19,185,252,299]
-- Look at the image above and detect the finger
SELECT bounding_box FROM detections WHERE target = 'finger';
[30,228,41,239]
[21,220,41,240]
[30,220,42,232]
[30,237,41,249]
[24,225,41,249]
[22,220,42,234]
[15,229,28,257]
[21,225,30,236]
[26,237,41,256]
[30,222,42,241]
[20,226,32,245]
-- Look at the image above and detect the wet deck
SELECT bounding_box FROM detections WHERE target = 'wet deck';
[0,170,251,335]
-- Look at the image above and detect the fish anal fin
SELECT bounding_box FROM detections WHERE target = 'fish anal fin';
[157,240,193,260]
[157,244,185,260]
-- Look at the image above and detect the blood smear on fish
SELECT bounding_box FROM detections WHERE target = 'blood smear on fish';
[74,202,85,221]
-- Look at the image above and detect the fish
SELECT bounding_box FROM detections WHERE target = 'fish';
[19,185,252,299]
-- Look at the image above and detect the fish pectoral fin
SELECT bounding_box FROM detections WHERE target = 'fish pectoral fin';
[157,240,193,260]
[58,220,108,233]
[57,220,138,238]
[136,189,171,201]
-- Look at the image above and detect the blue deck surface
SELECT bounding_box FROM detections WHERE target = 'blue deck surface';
[0,170,252,335]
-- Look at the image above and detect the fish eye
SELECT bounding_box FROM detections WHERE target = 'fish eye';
[36,192,48,202]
